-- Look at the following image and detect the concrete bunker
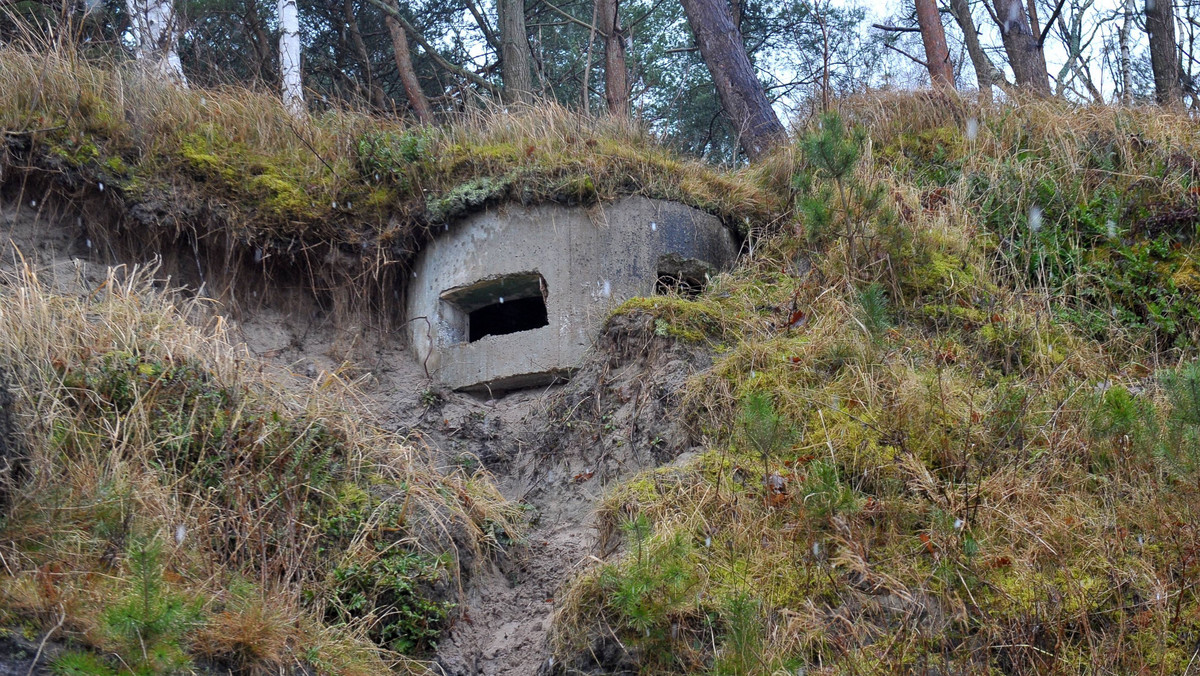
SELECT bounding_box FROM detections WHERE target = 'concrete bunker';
[407,196,738,392]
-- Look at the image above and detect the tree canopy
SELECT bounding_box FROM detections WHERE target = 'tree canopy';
[4,0,1199,160]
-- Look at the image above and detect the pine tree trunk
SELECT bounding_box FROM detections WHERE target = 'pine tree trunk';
[1120,0,1134,103]
[1146,0,1183,106]
[385,8,433,122]
[596,0,628,116]
[992,0,1050,94]
[948,0,997,102]
[679,0,786,161]
[279,0,304,115]
[127,0,188,84]
[915,0,954,88]
[498,0,532,102]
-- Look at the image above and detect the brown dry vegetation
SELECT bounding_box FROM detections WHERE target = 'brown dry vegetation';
[0,262,516,674]
[550,93,1200,674]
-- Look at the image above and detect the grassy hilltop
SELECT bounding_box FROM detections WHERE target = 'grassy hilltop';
[4,44,1200,675]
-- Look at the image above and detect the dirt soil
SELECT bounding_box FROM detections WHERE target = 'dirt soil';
[1,193,715,675]
[234,309,713,675]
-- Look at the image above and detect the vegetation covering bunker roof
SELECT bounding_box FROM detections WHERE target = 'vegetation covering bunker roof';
[0,48,785,314]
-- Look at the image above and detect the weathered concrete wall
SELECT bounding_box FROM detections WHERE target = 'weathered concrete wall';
[406,196,738,392]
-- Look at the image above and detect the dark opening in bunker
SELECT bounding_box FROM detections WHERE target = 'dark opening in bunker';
[656,254,713,298]
[469,296,548,341]
[440,272,549,344]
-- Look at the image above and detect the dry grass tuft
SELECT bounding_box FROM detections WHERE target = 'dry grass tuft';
[0,260,516,672]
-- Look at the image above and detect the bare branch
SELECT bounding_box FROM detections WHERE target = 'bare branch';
[536,0,603,34]
[464,0,500,51]
[872,23,921,32]
[1038,0,1069,49]
[361,0,502,94]
[884,41,930,68]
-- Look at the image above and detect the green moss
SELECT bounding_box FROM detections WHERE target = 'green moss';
[101,155,128,175]
[878,126,964,185]
[428,173,517,223]
[248,172,311,216]
[556,173,596,203]
[906,249,977,296]
[180,134,235,181]
[363,185,398,210]
[445,142,522,169]
[918,303,988,327]
[612,296,721,343]
[333,481,372,511]
[48,136,100,166]
[983,566,1046,617]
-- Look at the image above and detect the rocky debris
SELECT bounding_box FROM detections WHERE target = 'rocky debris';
[0,629,64,676]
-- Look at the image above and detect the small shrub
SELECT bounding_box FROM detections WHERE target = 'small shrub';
[50,651,117,676]
[711,593,766,675]
[1086,384,1157,471]
[596,519,700,669]
[100,537,199,675]
[856,282,891,340]
[739,392,795,480]
[356,129,432,186]
[801,459,858,519]
[795,112,896,269]
[326,549,453,654]
[1158,361,1200,476]
[795,113,866,247]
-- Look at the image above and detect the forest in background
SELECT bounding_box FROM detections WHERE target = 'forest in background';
[6,0,1200,162]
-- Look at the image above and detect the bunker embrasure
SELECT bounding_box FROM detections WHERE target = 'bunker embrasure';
[406,196,738,392]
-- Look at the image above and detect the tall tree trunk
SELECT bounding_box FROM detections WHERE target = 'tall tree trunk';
[596,0,628,116]
[498,0,532,102]
[279,0,304,115]
[948,0,1000,102]
[384,6,432,121]
[914,0,954,88]
[816,0,830,111]
[1146,0,1183,105]
[1120,0,1134,103]
[343,0,386,108]
[127,0,187,84]
[581,0,598,115]
[1026,0,1043,44]
[679,0,786,161]
[992,0,1050,93]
